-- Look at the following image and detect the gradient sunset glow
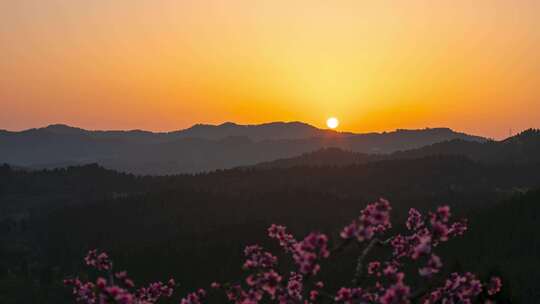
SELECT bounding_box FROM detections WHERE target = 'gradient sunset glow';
[1,1,539,138]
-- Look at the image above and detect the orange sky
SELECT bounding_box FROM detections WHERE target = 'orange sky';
[1,0,539,139]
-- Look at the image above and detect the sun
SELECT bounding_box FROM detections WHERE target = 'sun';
[326,117,339,129]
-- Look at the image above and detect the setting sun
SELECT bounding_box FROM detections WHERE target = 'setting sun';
[326,117,339,129]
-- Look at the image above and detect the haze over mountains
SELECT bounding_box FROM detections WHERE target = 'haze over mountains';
[0,122,485,174]
[254,129,540,169]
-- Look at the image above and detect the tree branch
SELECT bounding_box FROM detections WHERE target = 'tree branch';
[352,238,379,286]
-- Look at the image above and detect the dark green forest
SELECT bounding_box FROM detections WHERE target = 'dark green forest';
[1,151,540,303]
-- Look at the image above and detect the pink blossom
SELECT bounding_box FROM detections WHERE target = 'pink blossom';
[96,277,107,289]
[448,220,468,237]
[419,254,443,277]
[245,270,282,299]
[390,234,408,259]
[267,224,297,252]
[225,284,261,303]
[406,208,423,231]
[379,282,410,304]
[285,272,303,301]
[334,287,371,303]
[487,276,502,296]
[339,222,358,239]
[243,245,278,270]
[84,249,112,271]
[411,232,432,260]
[309,290,319,301]
[424,272,483,304]
[137,280,175,302]
[291,232,330,275]
[368,261,381,275]
[383,263,399,278]
[180,289,206,304]
[340,198,392,242]
[434,205,451,223]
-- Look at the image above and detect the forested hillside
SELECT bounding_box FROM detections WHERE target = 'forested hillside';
[1,154,539,303]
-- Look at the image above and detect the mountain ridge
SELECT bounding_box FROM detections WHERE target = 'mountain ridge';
[2,122,484,141]
[0,122,487,174]
[251,129,540,169]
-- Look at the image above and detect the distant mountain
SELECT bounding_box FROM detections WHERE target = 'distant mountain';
[171,121,343,141]
[10,121,337,142]
[253,129,540,169]
[392,129,540,164]
[0,122,485,174]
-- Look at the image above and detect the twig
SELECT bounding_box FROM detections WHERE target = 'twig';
[351,237,393,286]
[329,239,352,255]
[352,238,378,286]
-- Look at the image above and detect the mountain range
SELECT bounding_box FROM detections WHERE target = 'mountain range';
[0,122,486,174]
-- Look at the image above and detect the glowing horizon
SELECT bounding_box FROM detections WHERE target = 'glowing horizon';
[1,0,539,139]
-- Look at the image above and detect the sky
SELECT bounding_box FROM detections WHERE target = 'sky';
[1,0,539,139]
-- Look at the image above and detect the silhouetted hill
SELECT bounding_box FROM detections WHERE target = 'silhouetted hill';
[342,127,485,153]
[6,122,334,142]
[0,123,484,174]
[172,121,342,140]
[254,129,540,169]
[393,128,540,163]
